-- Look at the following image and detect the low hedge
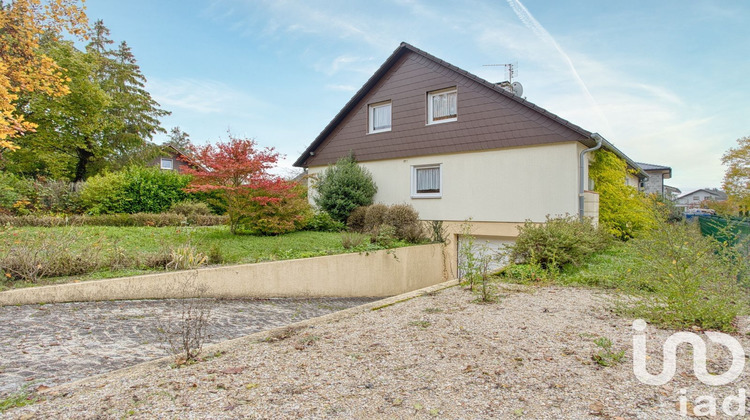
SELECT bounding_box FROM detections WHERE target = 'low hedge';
[0,213,228,227]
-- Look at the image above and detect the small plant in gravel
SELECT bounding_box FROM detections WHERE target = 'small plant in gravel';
[458,222,498,302]
[294,334,320,350]
[0,386,38,413]
[263,326,302,343]
[154,273,213,364]
[591,337,625,367]
[423,307,443,314]
[409,320,431,329]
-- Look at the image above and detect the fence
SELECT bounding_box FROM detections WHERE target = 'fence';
[697,215,750,246]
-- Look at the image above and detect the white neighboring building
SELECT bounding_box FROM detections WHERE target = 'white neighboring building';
[676,188,728,208]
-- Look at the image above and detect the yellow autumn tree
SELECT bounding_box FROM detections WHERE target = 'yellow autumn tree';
[721,136,750,214]
[0,0,88,149]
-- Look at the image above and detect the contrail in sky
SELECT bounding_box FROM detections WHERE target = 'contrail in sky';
[506,0,612,134]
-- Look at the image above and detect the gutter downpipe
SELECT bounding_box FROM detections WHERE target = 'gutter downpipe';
[579,133,603,222]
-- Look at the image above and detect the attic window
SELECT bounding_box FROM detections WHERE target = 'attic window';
[160,158,174,170]
[368,101,392,134]
[427,88,457,125]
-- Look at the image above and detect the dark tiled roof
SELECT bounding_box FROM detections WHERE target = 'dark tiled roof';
[637,162,671,171]
[294,42,644,179]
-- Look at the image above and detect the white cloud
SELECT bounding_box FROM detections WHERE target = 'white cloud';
[325,84,358,92]
[147,78,268,118]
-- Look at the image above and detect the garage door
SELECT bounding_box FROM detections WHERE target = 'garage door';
[456,235,516,274]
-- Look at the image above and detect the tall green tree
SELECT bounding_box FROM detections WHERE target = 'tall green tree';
[165,126,192,151]
[9,20,170,181]
[721,136,750,214]
[7,36,110,179]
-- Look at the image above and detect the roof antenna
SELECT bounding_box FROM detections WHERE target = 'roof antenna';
[482,62,523,97]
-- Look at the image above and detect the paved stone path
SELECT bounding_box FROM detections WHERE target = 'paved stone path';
[0,297,376,397]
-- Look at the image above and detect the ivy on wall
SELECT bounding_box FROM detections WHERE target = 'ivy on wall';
[589,149,655,240]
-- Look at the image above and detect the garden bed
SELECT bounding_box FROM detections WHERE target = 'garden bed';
[0,226,416,291]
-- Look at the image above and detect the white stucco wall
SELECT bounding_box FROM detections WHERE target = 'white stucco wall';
[309,142,582,223]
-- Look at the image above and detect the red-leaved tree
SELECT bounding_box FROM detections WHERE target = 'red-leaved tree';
[183,135,311,235]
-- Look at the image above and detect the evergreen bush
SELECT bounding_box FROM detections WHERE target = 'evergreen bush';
[313,154,377,223]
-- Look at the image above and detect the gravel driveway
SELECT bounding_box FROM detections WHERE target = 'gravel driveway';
[0,297,376,398]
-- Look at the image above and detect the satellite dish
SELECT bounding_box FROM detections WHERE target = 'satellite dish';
[511,81,523,97]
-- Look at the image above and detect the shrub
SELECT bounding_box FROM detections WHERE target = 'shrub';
[0,213,227,227]
[341,232,367,249]
[346,206,368,232]
[0,228,105,282]
[305,211,345,232]
[383,204,423,242]
[372,224,397,247]
[80,166,190,215]
[427,220,447,243]
[0,175,83,215]
[313,154,377,223]
[363,204,388,233]
[508,215,610,270]
[183,135,301,235]
[166,245,208,270]
[236,184,313,235]
[590,150,656,239]
[79,170,130,215]
[616,222,748,331]
[400,223,427,244]
[170,200,213,217]
[0,173,35,214]
[34,179,82,214]
[121,166,190,214]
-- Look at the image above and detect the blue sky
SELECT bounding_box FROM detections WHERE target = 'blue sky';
[85,0,749,193]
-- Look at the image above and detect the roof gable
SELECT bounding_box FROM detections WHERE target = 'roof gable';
[295,42,602,168]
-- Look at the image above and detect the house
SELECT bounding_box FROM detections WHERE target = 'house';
[676,188,728,208]
[636,162,673,197]
[150,145,202,174]
[294,42,645,273]
[664,185,682,200]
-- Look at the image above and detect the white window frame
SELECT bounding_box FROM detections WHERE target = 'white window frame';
[427,87,457,125]
[411,164,442,199]
[160,158,174,170]
[368,101,392,134]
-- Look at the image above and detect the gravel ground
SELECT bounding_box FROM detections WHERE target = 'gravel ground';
[0,297,377,398]
[3,282,749,419]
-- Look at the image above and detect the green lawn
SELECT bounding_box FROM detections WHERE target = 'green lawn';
[0,226,400,290]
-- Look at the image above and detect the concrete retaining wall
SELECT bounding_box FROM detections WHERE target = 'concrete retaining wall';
[0,244,446,306]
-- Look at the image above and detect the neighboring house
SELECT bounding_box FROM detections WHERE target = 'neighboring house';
[676,188,728,208]
[150,145,202,174]
[664,185,681,200]
[637,162,673,197]
[294,43,645,273]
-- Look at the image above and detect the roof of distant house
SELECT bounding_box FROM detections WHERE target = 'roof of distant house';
[636,162,672,179]
[161,144,204,171]
[294,42,645,180]
[678,188,728,200]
